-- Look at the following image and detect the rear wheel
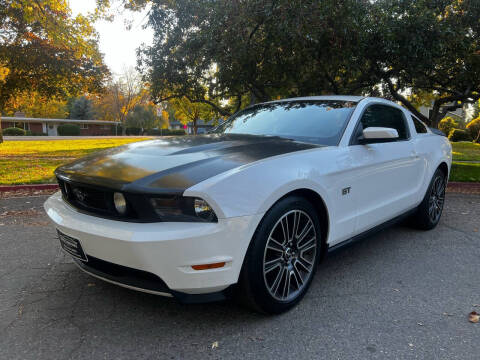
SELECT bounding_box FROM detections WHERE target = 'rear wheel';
[411,168,447,230]
[238,196,321,314]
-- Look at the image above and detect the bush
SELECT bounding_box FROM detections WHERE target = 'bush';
[57,124,80,136]
[448,129,472,142]
[145,128,186,136]
[439,117,460,136]
[125,127,142,135]
[3,127,26,136]
[466,117,480,142]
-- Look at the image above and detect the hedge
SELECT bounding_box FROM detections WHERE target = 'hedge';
[448,129,472,142]
[145,128,186,136]
[438,117,460,137]
[57,124,80,136]
[466,118,480,142]
[3,127,26,136]
[125,127,142,135]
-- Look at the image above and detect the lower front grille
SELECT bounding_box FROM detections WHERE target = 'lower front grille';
[74,255,171,295]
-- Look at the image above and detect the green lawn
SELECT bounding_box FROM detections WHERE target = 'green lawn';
[450,162,480,182]
[0,138,151,185]
[1,138,479,185]
[450,142,480,182]
[451,142,480,161]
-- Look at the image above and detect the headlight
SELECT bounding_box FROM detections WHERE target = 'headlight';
[113,192,127,215]
[150,196,217,222]
[194,198,216,221]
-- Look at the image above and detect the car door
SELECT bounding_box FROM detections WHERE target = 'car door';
[347,104,424,234]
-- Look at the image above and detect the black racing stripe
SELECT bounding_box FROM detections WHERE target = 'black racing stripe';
[55,134,319,193]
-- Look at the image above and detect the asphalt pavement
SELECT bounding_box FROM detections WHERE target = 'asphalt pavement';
[1,193,479,359]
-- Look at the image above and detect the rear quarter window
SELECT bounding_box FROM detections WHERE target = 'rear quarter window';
[412,116,428,134]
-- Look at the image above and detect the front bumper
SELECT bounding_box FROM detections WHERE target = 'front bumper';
[44,192,262,298]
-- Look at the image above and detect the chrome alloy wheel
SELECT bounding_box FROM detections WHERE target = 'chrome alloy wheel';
[428,175,446,223]
[263,210,317,302]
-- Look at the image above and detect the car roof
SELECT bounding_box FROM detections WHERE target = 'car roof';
[264,95,365,103]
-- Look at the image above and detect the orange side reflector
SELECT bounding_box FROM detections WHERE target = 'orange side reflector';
[191,262,226,270]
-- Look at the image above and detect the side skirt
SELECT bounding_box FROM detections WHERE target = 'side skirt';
[327,208,417,254]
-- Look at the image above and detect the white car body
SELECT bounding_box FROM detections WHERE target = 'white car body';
[44,96,452,301]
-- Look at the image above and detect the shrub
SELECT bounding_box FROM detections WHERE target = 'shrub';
[145,128,186,136]
[57,124,80,136]
[438,117,460,136]
[466,117,480,142]
[125,127,142,135]
[448,129,472,142]
[3,127,26,136]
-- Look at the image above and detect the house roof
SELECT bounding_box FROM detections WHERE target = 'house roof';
[2,117,120,125]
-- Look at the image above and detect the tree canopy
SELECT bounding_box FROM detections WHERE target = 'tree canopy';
[126,103,160,131]
[136,0,479,127]
[0,0,110,111]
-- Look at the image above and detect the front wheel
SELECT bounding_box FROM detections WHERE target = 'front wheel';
[412,168,447,230]
[237,196,322,314]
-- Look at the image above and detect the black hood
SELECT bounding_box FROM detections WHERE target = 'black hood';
[55,134,320,194]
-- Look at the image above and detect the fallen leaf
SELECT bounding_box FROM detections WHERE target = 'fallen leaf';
[408,343,414,347]
[468,311,479,323]
[87,283,96,287]
[473,304,480,307]
[211,341,219,349]
[442,312,454,316]
[417,322,424,326]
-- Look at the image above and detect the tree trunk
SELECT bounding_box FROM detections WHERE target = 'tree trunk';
[121,119,126,135]
[0,114,3,143]
[193,117,198,135]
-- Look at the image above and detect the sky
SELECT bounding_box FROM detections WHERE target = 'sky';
[69,0,153,78]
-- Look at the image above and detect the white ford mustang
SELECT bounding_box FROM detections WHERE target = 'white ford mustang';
[44,96,452,313]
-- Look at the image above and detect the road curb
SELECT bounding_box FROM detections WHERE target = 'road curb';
[0,184,59,192]
[447,181,480,194]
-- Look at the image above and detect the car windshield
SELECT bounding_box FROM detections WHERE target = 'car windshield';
[213,100,357,145]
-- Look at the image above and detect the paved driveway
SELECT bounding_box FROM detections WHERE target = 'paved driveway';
[1,193,479,359]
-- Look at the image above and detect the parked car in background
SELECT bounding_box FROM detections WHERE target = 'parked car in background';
[44,96,452,313]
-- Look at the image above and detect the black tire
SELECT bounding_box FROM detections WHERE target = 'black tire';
[411,168,447,230]
[237,196,322,314]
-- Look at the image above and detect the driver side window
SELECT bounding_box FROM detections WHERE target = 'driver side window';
[357,104,409,142]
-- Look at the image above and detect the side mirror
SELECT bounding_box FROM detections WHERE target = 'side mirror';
[358,127,399,144]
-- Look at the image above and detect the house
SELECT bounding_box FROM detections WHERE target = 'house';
[168,119,221,134]
[1,116,120,136]
[419,103,466,122]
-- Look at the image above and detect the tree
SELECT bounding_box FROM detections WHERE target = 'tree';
[94,68,147,134]
[0,0,110,142]
[368,0,480,128]
[472,101,480,121]
[68,96,95,120]
[126,104,160,131]
[170,97,215,135]
[137,0,372,116]
[135,0,479,128]
[3,91,68,118]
